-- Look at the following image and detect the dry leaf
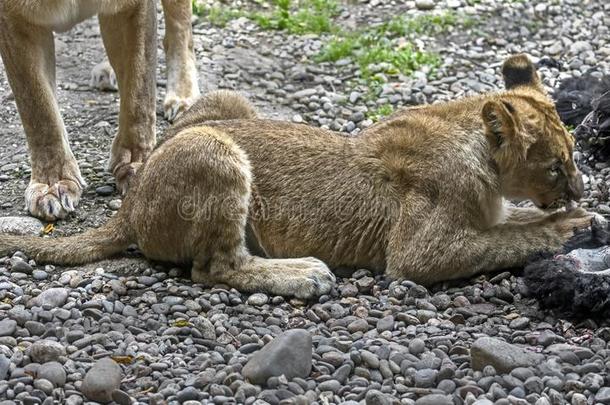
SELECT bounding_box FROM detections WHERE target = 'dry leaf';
[42,223,54,235]
[111,355,134,365]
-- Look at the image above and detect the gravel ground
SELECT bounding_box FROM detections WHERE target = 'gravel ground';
[1,0,610,404]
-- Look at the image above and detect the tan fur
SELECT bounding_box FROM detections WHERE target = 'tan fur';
[0,0,200,221]
[0,55,593,297]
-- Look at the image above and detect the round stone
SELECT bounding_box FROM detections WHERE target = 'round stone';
[37,362,66,387]
[247,293,269,306]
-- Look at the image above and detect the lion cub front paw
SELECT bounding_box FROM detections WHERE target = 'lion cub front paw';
[549,208,594,240]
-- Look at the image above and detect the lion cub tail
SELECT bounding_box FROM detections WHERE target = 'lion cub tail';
[0,214,132,266]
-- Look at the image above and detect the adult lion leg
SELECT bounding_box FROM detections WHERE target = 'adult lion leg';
[0,14,85,221]
[387,208,593,285]
[98,0,157,195]
[161,0,200,121]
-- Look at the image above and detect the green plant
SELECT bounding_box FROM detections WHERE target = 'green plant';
[191,1,244,27]
[316,24,441,80]
[316,35,358,61]
[252,0,339,34]
[367,104,395,122]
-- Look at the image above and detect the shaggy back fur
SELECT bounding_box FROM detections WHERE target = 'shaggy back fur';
[553,74,610,126]
[524,257,610,317]
[523,217,610,318]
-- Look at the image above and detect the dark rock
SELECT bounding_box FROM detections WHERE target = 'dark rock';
[242,329,312,385]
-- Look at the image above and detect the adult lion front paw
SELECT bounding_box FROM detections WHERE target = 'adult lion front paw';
[25,177,85,221]
[163,59,200,122]
[108,143,152,195]
[164,94,197,122]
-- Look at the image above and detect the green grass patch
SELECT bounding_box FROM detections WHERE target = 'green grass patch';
[317,36,358,61]
[315,16,449,79]
[367,104,395,122]
[384,12,471,35]
[193,0,339,34]
[192,2,244,27]
[315,10,475,95]
[251,0,339,34]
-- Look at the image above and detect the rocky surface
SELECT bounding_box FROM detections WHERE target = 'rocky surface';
[0,0,610,404]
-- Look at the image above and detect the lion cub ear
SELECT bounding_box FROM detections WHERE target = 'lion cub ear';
[502,54,544,93]
[482,100,533,169]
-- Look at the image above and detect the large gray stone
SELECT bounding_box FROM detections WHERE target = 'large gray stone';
[415,0,435,10]
[28,288,69,308]
[81,358,122,403]
[29,340,66,363]
[415,394,453,405]
[471,337,544,373]
[0,216,43,235]
[596,387,610,404]
[0,319,16,337]
[242,329,312,385]
[37,362,66,387]
[366,389,400,405]
[0,355,9,380]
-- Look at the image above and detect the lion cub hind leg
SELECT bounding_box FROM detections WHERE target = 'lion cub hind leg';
[193,256,336,300]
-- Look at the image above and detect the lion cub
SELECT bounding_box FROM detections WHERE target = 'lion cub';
[0,55,592,298]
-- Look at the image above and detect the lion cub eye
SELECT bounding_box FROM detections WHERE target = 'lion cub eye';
[548,161,562,177]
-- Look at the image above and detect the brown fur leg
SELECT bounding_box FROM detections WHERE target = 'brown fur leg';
[161,0,200,122]
[0,14,85,221]
[99,0,157,195]
[388,208,593,285]
[193,255,335,300]
[505,206,551,223]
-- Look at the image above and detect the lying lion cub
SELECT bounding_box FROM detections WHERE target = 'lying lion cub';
[0,55,592,299]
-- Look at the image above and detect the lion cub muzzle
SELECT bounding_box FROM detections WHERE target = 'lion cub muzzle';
[567,171,584,201]
[539,170,585,210]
